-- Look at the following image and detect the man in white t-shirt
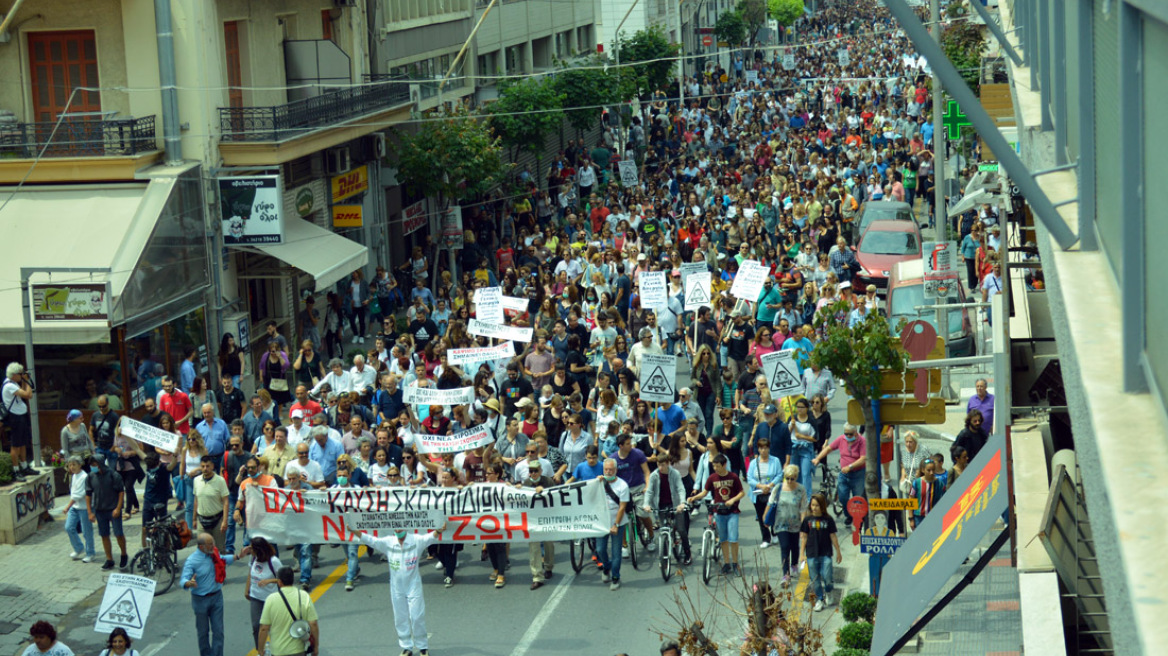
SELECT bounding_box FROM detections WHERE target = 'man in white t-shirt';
[283,446,325,489]
[3,362,34,478]
[597,459,630,591]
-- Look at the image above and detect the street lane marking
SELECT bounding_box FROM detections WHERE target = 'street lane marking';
[791,560,810,616]
[509,571,577,656]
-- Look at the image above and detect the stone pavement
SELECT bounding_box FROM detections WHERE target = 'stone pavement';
[0,480,148,656]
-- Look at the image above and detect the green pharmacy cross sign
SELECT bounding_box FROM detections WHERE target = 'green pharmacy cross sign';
[942,100,973,140]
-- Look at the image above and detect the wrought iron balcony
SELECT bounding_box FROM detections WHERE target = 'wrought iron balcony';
[0,115,156,158]
[219,80,411,142]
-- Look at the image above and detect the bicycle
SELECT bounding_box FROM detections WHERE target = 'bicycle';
[129,505,181,595]
[655,506,687,582]
[625,515,652,571]
[569,537,597,574]
[699,501,727,586]
[820,464,845,517]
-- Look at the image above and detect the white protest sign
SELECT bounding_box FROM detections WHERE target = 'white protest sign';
[416,424,494,454]
[837,49,850,67]
[618,160,639,188]
[502,295,529,316]
[684,271,712,312]
[118,417,179,452]
[679,262,707,289]
[447,341,516,366]
[761,349,803,397]
[638,353,677,403]
[473,287,504,326]
[783,53,796,71]
[745,69,759,84]
[402,384,476,406]
[467,319,534,343]
[94,573,156,639]
[730,261,769,301]
[639,270,668,311]
[246,480,611,544]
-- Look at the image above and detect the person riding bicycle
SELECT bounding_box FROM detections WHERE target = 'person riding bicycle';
[644,453,691,565]
[140,453,174,548]
[687,454,746,575]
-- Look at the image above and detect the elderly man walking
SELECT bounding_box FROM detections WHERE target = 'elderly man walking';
[181,532,238,656]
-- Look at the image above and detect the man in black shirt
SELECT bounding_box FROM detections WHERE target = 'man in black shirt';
[215,374,245,425]
[223,431,250,555]
[565,311,590,354]
[499,363,534,418]
[408,306,440,351]
[723,312,755,379]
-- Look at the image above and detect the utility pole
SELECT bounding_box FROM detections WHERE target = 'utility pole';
[931,0,945,235]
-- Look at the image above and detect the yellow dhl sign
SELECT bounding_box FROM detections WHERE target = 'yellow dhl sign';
[331,165,369,202]
[332,205,363,228]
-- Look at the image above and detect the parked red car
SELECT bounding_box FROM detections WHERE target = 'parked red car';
[855,219,923,292]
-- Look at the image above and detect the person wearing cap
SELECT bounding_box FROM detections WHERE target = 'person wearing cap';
[287,409,310,445]
[812,423,867,529]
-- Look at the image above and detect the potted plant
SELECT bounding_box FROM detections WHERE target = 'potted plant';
[42,448,68,496]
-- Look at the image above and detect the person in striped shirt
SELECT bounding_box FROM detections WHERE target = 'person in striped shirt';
[910,460,946,530]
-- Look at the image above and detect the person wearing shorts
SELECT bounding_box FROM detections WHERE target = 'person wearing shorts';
[2,362,34,478]
[85,454,128,571]
[688,454,746,575]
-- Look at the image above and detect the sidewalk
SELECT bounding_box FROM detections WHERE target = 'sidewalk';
[0,482,149,656]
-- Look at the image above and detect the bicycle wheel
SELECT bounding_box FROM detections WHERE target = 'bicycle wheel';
[702,533,716,586]
[130,550,176,596]
[570,539,586,574]
[658,530,673,582]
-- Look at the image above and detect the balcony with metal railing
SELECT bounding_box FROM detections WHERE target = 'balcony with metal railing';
[0,115,156,158]
[218,79,411,143]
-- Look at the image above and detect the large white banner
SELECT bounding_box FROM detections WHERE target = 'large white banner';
[245,480,611,544]
[118,417,180,452]
[94,573,156,639]
[731,261,769,300]
[468,319,534,343]
[402,384,476,406]
[639,270,668,311]
[416,425,494,454]
[447,342,516,366]
[638,353,677,403]
[761,349,803,396]
[684,271,713,311]
[473,287,504,325]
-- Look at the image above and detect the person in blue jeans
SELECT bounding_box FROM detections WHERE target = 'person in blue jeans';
[282,469,315,589]
[181,532,239,656]
[812,423,867,529]
[333,454,368,592]
[597,458,630,591]
[799,493,842,612]
[63,456,96,562]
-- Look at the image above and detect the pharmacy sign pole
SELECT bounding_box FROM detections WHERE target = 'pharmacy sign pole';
[21,267,111,465]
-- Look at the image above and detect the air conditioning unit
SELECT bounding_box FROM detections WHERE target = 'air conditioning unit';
[325,147,351,175]
[370,133,386,159]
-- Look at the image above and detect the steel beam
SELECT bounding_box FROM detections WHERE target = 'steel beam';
[1118,1,1147,393]
[883,0,1079,250]
[969,0,1023,66]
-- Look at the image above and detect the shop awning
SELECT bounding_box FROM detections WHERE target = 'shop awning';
[251,218,368,291]
[0,181,169,344]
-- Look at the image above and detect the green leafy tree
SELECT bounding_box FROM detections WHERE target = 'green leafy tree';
[810,302,908,501]
[615,26,680,98]
[942,22,986,94]
[768,0,804,27]
[554,57,629,137]
[714,10,747,48]
[738,0,768,45]
[390,104,508,204]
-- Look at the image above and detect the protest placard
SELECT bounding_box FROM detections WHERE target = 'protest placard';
[447,342,516,366]
[731,261,769,300]
[684,271,712,311]
[246,479,611,544]
[94,574,156,639]
[639,270,668,310]
[118,417,180,452]
[639,353,677,403]
[467,319,533,343]
[473,287,504,325]
[416,425,494,454]
[619,160,638,188]
[761,349,803,396]
[501,294,529,316]
[402,385,476,406]
[679,261,707,288]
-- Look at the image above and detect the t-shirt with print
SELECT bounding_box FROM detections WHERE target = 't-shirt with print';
[799,513,837,558]
[704,470,744,513]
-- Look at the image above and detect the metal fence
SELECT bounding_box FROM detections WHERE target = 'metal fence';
[219,81,411,142]
[0,115,156,158]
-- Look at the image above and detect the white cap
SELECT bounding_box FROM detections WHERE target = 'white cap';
[291,409,304,419]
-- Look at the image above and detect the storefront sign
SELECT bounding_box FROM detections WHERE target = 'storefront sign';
[402,200,427,236]
[31,283,109,321]
[860,534,907,555]
[332,205,363,228]
[245,480,611,544]
[330,165,369,203]
[870,497,919,512]
[416,425,494,454]
[220,175,283,245]
[924,241,959,299]
[237,317,250,350]
[294,187,315,217]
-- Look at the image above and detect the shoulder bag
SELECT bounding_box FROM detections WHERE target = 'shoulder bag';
[276,586,316,655]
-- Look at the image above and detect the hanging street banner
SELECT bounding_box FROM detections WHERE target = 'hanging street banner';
[871,431,1010,656]
[31,283,110,322]
[245,479,612,544]
[220,175,283,245]
[118,417,180,452]
[923,241,960,299]
[473,287,504,325]
[94,573,156,639]
[468,319,533,343]
[731,261,769,300]
[638,353,678,403]
[416,425,494,454]
[639,270,669,311]
[684,271,712,311]
[447,342,516,367]
[402,384,475,406]
[441,205,464,249]
[761,349,803,396]
[618,160,639,188]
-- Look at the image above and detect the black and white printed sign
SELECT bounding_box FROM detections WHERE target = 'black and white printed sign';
[638,354,677,403]
[761,349,803,397]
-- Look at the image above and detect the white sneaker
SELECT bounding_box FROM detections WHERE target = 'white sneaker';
[81,555,94,563]
[759,541,770,549]
[435,561,443,570]
[610,580,620,591]
[621,547,630,558]
[814,600,825,612]
[70,551,81,560]
[352,336,360,344]
[646,541,657,553]
[601,571,611,583]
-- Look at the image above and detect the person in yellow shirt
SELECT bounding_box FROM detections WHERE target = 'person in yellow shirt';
[258,567,319,656]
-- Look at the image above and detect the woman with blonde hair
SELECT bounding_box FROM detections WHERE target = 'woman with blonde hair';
[765,463,806,587]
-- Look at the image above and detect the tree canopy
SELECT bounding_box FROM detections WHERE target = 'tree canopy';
[738,0,768,45]
[714,10,747,47]
[768,0,805,27]
[615,26,680,98]
[390,104,508,202]
[487,76,565,158]
[553,56,629,134]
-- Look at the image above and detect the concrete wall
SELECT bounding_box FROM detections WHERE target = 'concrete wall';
[475,0,596,57]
